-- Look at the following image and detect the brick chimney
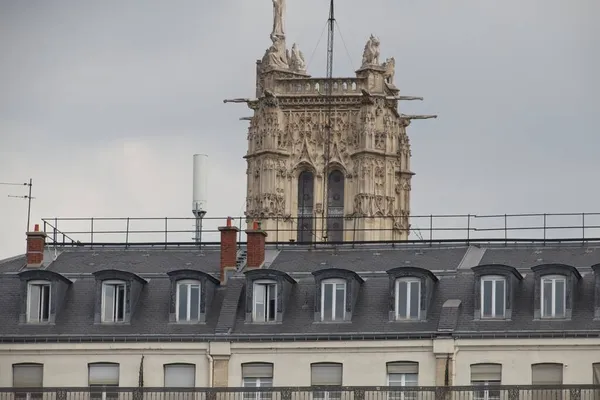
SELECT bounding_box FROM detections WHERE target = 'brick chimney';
[26,224,46,268]
[218,217,239,282]
[246,220,267,268]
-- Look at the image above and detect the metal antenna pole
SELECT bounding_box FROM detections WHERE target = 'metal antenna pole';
[5,178,34,232]
[321,0,335,242]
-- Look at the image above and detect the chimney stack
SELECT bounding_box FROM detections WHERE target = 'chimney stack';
[246,220,267,268]
[218,217,239,282]
[26,224,46,268]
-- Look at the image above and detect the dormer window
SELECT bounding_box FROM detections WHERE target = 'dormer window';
[244,269,295,324]
[322,279,346,322]
[102,281,126,323]
[253,280,277,322]
[396,278,420,320]
[481,276,506,318]
[541,275,566,318]
[27,281,51,323]
[387,267,437,322]
[176,280,201,322]
[531,264,580,320]
[93,270,147,325]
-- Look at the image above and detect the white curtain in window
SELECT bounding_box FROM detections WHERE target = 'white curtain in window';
[311,363,342,386]
[531,363,563,385]
[471,364,502,382]
[13,364,43,387]
[164,364,196,387]
[88,363,120,385]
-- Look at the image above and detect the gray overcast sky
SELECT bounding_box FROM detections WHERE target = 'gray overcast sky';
[0,0,598,259]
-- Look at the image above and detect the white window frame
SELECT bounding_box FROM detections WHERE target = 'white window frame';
[395,278,421,320]
[387,372,418,400]
[101,280,127,323]
[26,281,51,323]
[480,275,506,318]
[540,275,567,318]
[471,381,501,400]
[175,280,202,322]
[320,279,346,322]
[252,280,277,322]
[12,363,44,400]
[88,363,119,400]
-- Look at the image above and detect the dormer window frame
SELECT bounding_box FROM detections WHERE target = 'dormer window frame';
[531,264,580,321]
[101,280,127,323]
[26,280,51,323]
[311,268,363,323]
[175,279,202,322]
[395,277,421,321]
[472,264,523,321]
[244,269,296,324]
[480,275,506,319]
[167,269,220,324]
[321,278,347,322]
[540,274,567,319]
[386,267,437,322]
[18,269,72,325]
[252,279,278,323]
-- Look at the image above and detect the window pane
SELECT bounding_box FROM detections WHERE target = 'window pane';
[103,285,115,322]
[543,280,553,317]
[178,284,188,320]
[494,280,505,317]
[116,285,125,321]
[41,285,50,321]
[482,280,492,317]
[555,280,565,317]
[323,284,333,320]
[164,364,195,387]
[397,281,407,318]
[13,364,43,387]
[334,284,345,321]
[266,284,276,321]
[29,285,40,322]
[254,284,265,322]
[190,285,200,320]
[409,281,419,318]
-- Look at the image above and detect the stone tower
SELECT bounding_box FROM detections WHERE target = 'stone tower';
[225,0,435,243]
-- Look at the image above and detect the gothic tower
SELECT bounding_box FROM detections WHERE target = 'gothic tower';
[225,1,435,243]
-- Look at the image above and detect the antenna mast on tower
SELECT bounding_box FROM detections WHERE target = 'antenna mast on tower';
[321,0,335,242]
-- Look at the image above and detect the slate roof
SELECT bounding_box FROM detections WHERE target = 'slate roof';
[1,242,600,342]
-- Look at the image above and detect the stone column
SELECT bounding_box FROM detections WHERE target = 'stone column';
[210,342,232,389]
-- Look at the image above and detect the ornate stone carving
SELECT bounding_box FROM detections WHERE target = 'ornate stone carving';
[361,35,381,67]
[262,34,289,70]
[288,43,306,73]
[382,57,395,85]
[272,0,286,37]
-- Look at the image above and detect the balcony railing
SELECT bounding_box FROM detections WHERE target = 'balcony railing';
[3,386,600,400]
[39,212,600,248]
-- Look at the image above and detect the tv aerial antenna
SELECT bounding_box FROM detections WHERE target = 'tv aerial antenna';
[2,178,35,232]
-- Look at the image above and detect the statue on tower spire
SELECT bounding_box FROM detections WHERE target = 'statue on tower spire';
[272,0,286,37]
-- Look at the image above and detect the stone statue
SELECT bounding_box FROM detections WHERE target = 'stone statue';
[272,0,286,37]
[361,34,381,67]
[383,57,395,84]
[289,43,306,72]
[262,34,289,69]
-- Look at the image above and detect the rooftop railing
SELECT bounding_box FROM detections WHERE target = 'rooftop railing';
[39,212,600,248]
[2,385,599,400]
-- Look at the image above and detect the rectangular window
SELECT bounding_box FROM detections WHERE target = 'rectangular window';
[12,363,43,400]
[89,363,119,400]
[481,277,505,318]
[531,363,563,400]
[322,281,346,321]
[396,279,420,320]
[541,277,566,318]
[253,282,277,322]
[242,363,273,400]
[387,362,418,400]
[177,281,201,322]
[164,364,196,387]
[311,363,342,400]
[471,364,501,400]
[27,282,51,323]
[102,282,126,323]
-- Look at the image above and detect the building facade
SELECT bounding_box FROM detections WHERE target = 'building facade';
[2,225,600,393]
[228,0,435,243]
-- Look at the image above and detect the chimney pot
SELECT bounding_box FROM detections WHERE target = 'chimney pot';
[26,225,46,268]
[218,220,240,283]
[246,224,268,269]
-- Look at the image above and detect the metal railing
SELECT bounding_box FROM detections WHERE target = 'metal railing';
[40,212,600,248]
[2,386,600,400]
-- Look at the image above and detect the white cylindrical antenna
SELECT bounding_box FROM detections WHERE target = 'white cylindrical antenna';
[192,154,208,216]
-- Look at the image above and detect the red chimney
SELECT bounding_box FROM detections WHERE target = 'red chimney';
[218,217,239,282]
[246,220,267,268]
[26,224,46,268]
